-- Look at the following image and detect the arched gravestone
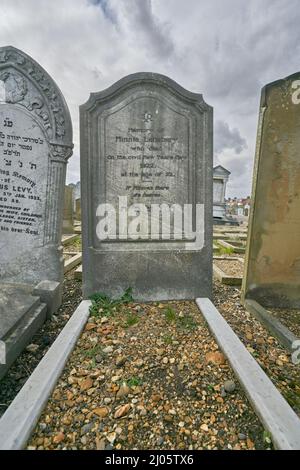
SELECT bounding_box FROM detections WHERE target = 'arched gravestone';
[242,73,300,308]
[80,73,213,301]
[0,46,73,288]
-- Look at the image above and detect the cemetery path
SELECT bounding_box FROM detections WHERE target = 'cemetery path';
[0,270,82,418]
[27,298,268,450]
[213,281,300,418]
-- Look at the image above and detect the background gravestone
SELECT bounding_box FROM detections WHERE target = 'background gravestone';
[213,165,230,222]
[80,72,213,301]
[242,72,300,308]
[63,186,74,234]
[0,46,73,288]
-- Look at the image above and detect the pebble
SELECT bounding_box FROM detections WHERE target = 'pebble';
[117,383,130,398]
[162,357,168,364]
[238,433,247,440]
[26,343,39,353]
[81,422,93,435]
[224,380,236,393]
[103,346,114,354]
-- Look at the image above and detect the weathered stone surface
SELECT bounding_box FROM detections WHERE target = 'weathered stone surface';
[242,73,300,308]
[80,72,213,301]
[63,186,74,234]
[0,46,73,288]
[0,284,39,338]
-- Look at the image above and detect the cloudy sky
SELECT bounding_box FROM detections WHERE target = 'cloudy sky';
[1,0,299,197]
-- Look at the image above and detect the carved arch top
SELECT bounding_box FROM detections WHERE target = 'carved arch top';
[0,46,73,161]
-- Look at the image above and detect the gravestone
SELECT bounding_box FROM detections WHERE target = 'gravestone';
[75,198,81,221]
[0,46,73,377]
[63,186,74,234]
[242,72,300,308]
[80,72,213,301]
[213,165,230,222]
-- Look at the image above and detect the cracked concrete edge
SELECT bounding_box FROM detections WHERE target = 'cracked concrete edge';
[196,297,300,450]
[0,300,91,450]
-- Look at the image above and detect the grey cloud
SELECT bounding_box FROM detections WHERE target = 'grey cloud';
[215,121,247,155]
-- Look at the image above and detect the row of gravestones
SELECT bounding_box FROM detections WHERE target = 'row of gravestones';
[0,45,299,379]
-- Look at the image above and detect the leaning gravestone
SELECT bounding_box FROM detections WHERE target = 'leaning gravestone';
[242,73,300,308]
[0,46,73,377]
[80,73,212,300]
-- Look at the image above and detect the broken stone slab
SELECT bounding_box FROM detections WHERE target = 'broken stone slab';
[244,299,299,352]
[196,297,300,450]
[0,300,91,450]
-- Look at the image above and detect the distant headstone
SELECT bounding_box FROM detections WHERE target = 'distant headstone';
[0,46,73,287]
[80,73,213,301]
[242,73,300,308]
[63,186,74,234]
[213,165,230,220]
[75,198,81,221]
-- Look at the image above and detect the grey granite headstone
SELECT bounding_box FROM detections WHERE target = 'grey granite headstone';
[0,46,73,289]
[80,72,213,301]
[63,186,74,234]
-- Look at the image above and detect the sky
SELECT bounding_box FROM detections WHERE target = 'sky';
[1,0,300,197]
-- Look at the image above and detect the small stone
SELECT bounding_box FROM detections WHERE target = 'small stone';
[205,351,226,365]
[162,357,168,364]
[94,407,109,418]
[224,380,236,393]
[81,423,94,435]
[26,343,39,353]
[200,424,209,432]
[169,358,175,364]
[116,356,127,367]
[114,403,130,419]
[80,377,93,391]
[96,438,106,450]
[95,354,102,363]
[179,421,185,428]
[53,432,65,444]
[104,397,112,404]
[157,436,164,446]
[117,383,130,398]
[151,394,162,402]
[101,316,109,324]
[107,432,116,443]
[103,346,114,354]
[238,433,247,440]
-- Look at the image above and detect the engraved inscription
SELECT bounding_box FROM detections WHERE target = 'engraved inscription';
[0,106,48,243]
[103,96,190,208]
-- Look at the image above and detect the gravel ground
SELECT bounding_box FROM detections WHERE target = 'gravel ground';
[27,297,270,451]
[214,259,244,278]
[63,237,82,253]
[0,269,82,418]
[213,281,300,417]
[268,308,300,338]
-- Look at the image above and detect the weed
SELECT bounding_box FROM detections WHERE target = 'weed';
[84,344,103,359]
[126,377,143,387]
[124,311,139,328]
[162,334,173,345]
[164,307,177,323]
[89,287,134,318]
